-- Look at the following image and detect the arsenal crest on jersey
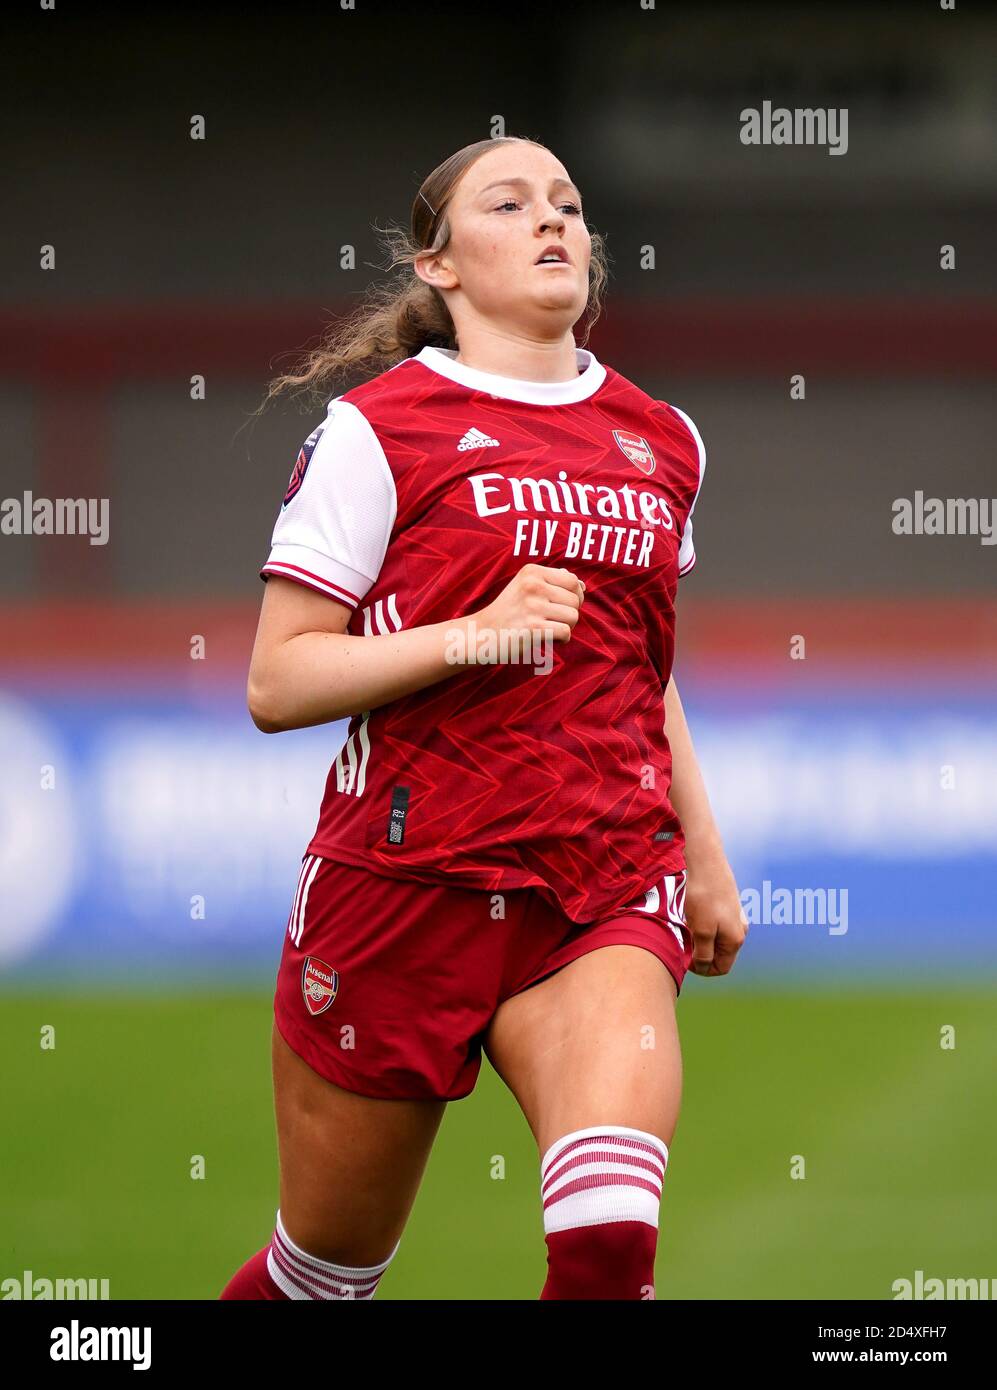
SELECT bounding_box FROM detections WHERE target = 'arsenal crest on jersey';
[302,957,339,1016]
[612,430,656,476]
[282,421,328,507]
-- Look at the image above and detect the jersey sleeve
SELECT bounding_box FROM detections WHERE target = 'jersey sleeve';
[667,405,706,577]
[260,399,397,609]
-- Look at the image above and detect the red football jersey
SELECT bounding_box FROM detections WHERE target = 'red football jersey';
[261,345,705,923]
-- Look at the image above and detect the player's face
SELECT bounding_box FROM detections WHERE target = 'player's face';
[429,144,591,334]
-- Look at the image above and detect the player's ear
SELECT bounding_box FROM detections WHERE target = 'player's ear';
[414,247,458,292]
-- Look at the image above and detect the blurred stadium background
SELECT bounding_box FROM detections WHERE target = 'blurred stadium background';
[2,1,995,1299]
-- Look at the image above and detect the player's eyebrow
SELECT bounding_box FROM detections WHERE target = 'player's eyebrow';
[477,176,582,198]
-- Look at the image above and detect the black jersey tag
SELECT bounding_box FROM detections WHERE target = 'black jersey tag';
[387,786,411,845]
[653,829,675,843]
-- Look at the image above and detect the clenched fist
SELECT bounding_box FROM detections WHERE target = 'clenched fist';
[475,563,585,646]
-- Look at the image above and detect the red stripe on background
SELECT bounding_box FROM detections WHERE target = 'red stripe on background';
[33,387,113,595]
[2,299,996,383]
[1,597,995,674]
[677,595,997,672]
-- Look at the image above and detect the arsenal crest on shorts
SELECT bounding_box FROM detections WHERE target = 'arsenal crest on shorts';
[301,957,339,1016]
[612,430,656,476]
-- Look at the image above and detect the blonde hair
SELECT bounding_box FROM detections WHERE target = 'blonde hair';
[260,136,610,410]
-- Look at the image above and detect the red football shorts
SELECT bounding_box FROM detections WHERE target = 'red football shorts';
[273,856,693,1102]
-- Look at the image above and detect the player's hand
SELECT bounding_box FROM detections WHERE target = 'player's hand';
[683,842,748,977]
[476,563,585,645]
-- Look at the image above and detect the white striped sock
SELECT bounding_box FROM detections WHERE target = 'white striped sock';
[540,1125,669,1234]
[266,1210,400,1300]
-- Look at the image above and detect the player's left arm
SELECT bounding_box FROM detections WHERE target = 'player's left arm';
[665,675,748,976]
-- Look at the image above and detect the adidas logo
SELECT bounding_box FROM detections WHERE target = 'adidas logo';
[457,427,500,452]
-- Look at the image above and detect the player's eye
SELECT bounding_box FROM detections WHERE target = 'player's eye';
[493,197,582,216]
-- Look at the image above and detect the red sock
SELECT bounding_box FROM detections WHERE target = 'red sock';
[219,1244,289,1300]
[541,1220,658,1299]
[220,1212,400,1300]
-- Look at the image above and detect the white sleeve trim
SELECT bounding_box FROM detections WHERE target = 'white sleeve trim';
[261,544,372,609]
[262,399,397,608]
[669,405,706,577]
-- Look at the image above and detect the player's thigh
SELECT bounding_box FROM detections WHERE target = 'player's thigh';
[272,1021,446,1265]
[483,944,682,1157]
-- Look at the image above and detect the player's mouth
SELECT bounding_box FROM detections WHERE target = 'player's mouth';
[535,245,572,267]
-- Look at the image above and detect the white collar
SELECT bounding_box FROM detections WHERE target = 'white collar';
[413,344,606,405]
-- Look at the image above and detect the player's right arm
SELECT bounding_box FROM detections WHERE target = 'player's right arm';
[247,564,583,733]
[248,401,582,732]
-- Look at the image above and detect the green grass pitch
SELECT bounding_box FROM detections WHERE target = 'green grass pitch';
[2,989,994,1300]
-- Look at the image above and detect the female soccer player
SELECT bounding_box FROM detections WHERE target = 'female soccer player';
[221,135,746,1302]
